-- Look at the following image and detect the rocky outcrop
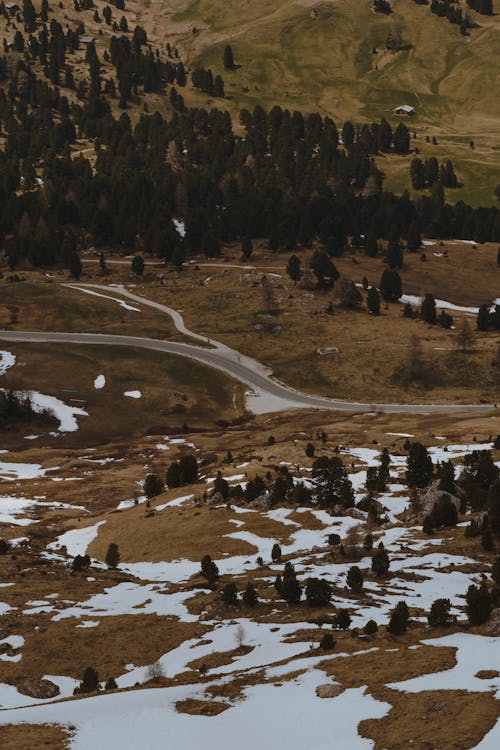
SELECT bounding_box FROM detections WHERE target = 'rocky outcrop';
[18,678,60,699]
[485,608,500,636]
[418,481,461,517]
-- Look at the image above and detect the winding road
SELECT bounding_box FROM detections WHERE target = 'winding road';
[0,283,496,415]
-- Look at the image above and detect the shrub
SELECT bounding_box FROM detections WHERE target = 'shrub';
[271,543,282,563]
[144,473,165,499]
[104,677,117,691]
[388,601,410,635]
[320,632,335,650]
[371,548,390,576]
[336,609,352,630]
[242,582,258,606]
[305,442,315,458]
[78,667,99,694]
[222,581,238,605]
[428,598,452,627]
[72,554,90,572]
[466,583,493,626]
[0,539,10,555]
[105,543,120,568]
[200,554,219,587]
[305,577,331,607]
[364,620,378,635]
[346,565,364,592]
[281,563,302,603]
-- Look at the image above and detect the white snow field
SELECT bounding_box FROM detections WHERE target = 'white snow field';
[0,350,16,375]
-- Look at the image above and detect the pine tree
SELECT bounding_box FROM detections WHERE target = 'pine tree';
[78,667,99,694]
[105,543,120,568]
[367,286,380,315]
[271,543,282,563]
[372,547,390,576]
[281,562,302,603]
[363,233,378,257]
[222,581,238,605]
[242,582,258,606]
[144,473,165,499]
[68,252,82,279]
[286,254,302,283]
[131,255,144,275]
[388,600,410,634]
[241,236,253,259]
[305,577,331,606]
[379,269,402,301]
[466,583,492,625]
[420,293,437,324]
[428,598,452,627]
[346,565,363,592]
[406,442,433,488]
[407,221,422,251]
[200,554,219,586]
[477,304,490,332]
[487,480,500,536]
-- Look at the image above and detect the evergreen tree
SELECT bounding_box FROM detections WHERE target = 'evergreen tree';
[131,254,144,275]
[406,442,433,488]
[305,577,331,606]
[477,304,490,332]
[271,543,282,563]
[200,554,219,586]
[144,473,164,499]
[346,565,363,592]
[388,600,410,634]
[428,598,452,627]
[487,480,500,536]
[281,562,302,603]
[104,677,118,691]
[420,293,437,324]
[241,236,253,259]
[372,547,390,576]
[68,251,82,279]
[78,667,99,694]
[367,286,380,315]
[105,542,120,568]
[466,583,492,625]
[222,581,238,605]
[363,233,378,257]
[379,269,402,302]
[341,120,355,148]
[407,221,422,251]
[286,254,302,283]
[242,582,258,606]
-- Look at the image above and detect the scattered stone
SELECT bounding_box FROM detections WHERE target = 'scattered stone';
[315,683,342,699]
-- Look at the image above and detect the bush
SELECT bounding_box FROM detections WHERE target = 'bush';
[364,619,378,635]
[144,473,165,499]
[104,677,117,691]
[305,577,331,607]
[271,543,282,563]
[0,538,10,555]
[336,609,352,630]
[320,632,335,650]
[242,582,258,606]
[371,548,390,576]
[281,562,302,603]
[78,667,99,694]
[388,601,410,635]
[72,554,90,572]
[346,565,364,592]
[222,581,238,605]
[200,555,219,587]
[105,543,120,568]
[428,598,452,627]
[466,583,493,626]
[329,533,341,546]
[305,442,315,458]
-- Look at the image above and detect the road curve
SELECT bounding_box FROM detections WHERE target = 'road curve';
[0,329,495,415]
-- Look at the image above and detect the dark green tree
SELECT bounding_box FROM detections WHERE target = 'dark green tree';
[223,44,235,70]
[144,473,165,499]
[388,600,410,634]
[105,542,120,568]
[466,583,492,626]
[346,565,364,592]
[367,286,380,315]
[131,255,144,275]
[372,547,390,576]
[406,442,433,488]
[242,582,258,606]
[305,577,331,606]
[286,254,302,284]
[428,598,452,627]
[222,581,238,605]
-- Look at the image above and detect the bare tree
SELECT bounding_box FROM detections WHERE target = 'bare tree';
[145,660,165,684]
[456,319,475,353]
[261,275,276,313]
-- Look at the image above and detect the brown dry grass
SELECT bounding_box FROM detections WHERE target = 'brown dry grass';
[360,690,499,750]
[176,698,229,716]
[0,724,71,750]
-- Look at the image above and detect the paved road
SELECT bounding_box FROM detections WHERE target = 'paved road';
[0,329,495,414]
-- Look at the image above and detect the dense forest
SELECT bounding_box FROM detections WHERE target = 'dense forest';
[0,3,499,273]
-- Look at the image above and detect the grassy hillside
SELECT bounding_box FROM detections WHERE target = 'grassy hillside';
[138,0,500,205]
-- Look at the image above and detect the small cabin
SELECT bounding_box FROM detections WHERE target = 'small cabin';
[393,105,415,117]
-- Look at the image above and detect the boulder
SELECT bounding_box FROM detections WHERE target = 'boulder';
[316,683,342,699]
[418,481,461,517]
[247,494,272,510]
[485,608,500,636]
[18,678,60,699]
